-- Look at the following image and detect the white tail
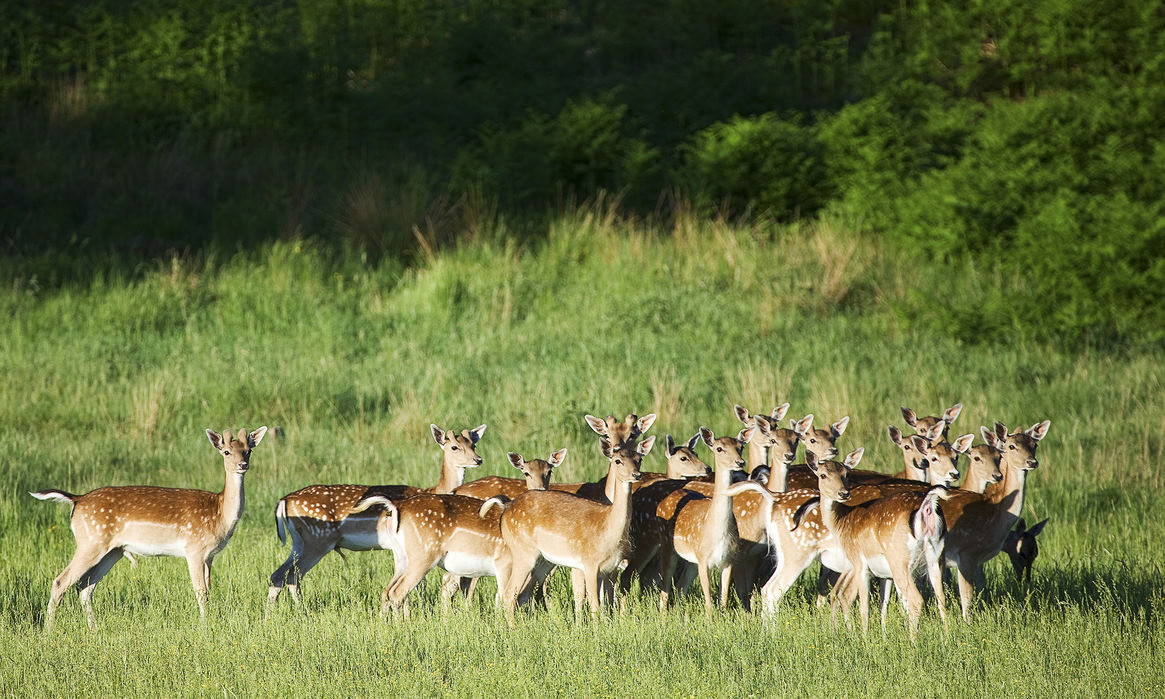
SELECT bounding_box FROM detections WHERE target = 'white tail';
[32,426,267,628]
[801,448,950,639]
[266,423,486,607]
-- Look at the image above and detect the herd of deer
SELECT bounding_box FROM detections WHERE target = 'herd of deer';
[31,403,1051,638]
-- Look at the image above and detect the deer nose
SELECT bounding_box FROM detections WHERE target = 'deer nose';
[1026,458,1039,469]
[473,457,483,466]
[826,447,839,458]
[993,472,1004,482]
[837,490,851,501]
[783,452,796,463]
[735,459,746,470]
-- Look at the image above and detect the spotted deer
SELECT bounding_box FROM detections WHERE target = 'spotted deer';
[266,423,486,606]
[1003,517,1048,583]
[653,427,760,614]
[901,403,963,441]
[796,449,951,639]
[888,423,975,486]
[498,436,656,623]
[733,404,791,473]
[960,427,1006,493]
[453,449,563,501]
[746,412,804,491]
[346,452,563,616]
[940,420,1050,619]
[31,427,267,628]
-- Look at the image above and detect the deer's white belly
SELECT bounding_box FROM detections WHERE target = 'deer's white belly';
[124,540,188,558]
[441,551,496,578]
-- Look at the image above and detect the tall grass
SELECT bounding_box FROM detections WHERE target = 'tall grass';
[1,209,1161,694]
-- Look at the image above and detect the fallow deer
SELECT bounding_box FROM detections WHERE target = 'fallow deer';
[940,420,1050,619]
[797,449,951,639]
[733,403,791,473]
[31,427,267,628]
[266,423,486,606]
[347,452,563,615]
[1003,517,1048,584]
[901,402,963,441]
[960,427,1006,493]
[888,423,975,486]
[498,436,656,623]
[452,449,563,501]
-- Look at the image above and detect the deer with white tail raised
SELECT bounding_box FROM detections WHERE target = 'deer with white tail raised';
[266,423,486,607]
[31,426,267,628]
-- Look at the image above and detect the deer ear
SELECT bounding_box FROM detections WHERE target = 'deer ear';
[924,422,945,442]
[945,403,964,423]
[772,402,790,421]
[753,414,772,437]
[699,427,715,448]
[831,416,850,438]
[430,424,446,446]
[734,405,752,426]
[637,413,657,434]
[793,414,814,436]
[805,451,819,472]
[843,447,864,469]
[584,414,608,436]
[952,433,974,454]
[469,424,487,444]
[994,421,1008,440]
[666,434,677,455]
[549,448,567,468]
[738,427,755,444]
[901,406,919,428]
[507,452,525,470]
[637,434,657,456]
[909,434,930,454]
[981,425,999,449]
[248,426,268,448]
[1028,518,1049,536]
[206,429,225,450]
[600,438,614,460]
[686,432,700,451]
[887,425,904,446]
[1027,420,1050,442]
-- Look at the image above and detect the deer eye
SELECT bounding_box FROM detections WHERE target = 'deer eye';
[716,447,723,453]
[680,456,688,461]
[222,450,230,456]
[451,445,459,450]
[810,438,817,444]
[1009,444,1016,450]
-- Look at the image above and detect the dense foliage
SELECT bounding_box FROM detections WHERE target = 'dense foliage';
[2,0,1162,346]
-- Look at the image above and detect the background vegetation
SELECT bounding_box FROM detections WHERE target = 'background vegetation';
[1,1,1163,695]
[2,0,1163,347]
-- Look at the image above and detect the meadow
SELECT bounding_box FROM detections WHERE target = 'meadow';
[1,209,1162,696]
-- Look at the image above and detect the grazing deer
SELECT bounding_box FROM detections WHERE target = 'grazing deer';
[888,424,975,486]
[1003,517,1048,583]
[734,404,791,473]
[797,449,950,639]
[31,427,267,628]
[499,436,656,623]
[901,403,963,441]
[347,451,562,616]
[654,427,758,614]
[266,423,486,606]
[940,420,1050,620]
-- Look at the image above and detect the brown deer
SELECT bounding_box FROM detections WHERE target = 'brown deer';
[453,449,564,501]
[888,423,975,486]
[1002,517,1048,583]
[498,436,656,623]
[346,451,564,616]
[901,402,963,441]
[31,427,268,628]
[654,426,758,614]
[797,449,951,639]
[940,420,1050,619]
[266,423,486,606]
[960,427,1006,493]
[733,403,791,473]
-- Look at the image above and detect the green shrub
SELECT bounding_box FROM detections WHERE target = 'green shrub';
[683,113,829,219]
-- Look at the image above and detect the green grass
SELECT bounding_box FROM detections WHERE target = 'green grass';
[2,209,1162,696]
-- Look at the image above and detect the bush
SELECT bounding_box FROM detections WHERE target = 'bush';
[683,113,829,219]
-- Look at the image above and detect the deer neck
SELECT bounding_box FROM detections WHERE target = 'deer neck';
[985,459,1029,521]
[598,478,634,552]
[768,459,790,492]
[746,440,767,472]
[217,470,247,535]
[432,455,466,494]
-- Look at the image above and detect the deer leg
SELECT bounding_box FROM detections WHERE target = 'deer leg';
[46,546,109,630]
[719,565,736,611]
[816,566,841,608]
[759,545,815,616]
[385,555,437,613]
[186,555,210,617]
[570,568,586,618]
[697,561,714,616]
[857,566,871,637]
[76,549,124,629]
[583,566,601,620]
[925,550,948,628]
[954,562,976,622]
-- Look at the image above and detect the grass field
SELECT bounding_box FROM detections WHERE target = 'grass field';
[1,210,1162,696]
